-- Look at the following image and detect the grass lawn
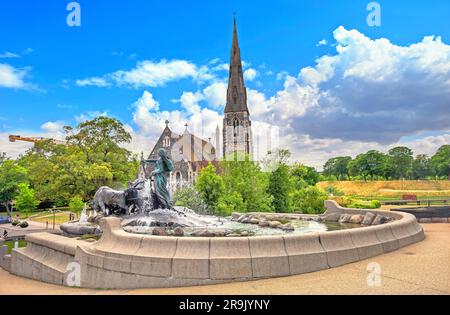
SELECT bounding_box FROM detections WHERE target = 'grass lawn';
[318,180,450,199]
[29,212,75,225]
[4,240,27,254]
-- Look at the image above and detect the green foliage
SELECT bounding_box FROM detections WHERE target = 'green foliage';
[217,192,245,216]
[15,183,38,214]
[323,156,351,180]
[69,196,85,213]
[412,154,432,179]
[268,164,292,213]
[348,199,381,209]
[173,187,209,214]
[386,146,413,179]
[0,160,28,214]
[430,145,450,179]
[291,186,327,214]
[221,157,273,213]
[290,163,320,190]
[195,163,225,211]
[18,116,139,204]
[12,220,20,226]
[348,150,388,180]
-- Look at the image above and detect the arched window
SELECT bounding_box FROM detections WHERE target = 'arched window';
[163,136,171,148]
[233,118,240,137]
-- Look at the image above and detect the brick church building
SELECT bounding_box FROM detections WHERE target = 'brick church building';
[140,17,253,192]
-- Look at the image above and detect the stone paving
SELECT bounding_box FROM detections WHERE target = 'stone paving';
[0,223,448,295]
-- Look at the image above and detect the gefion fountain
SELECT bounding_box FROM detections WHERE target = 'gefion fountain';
[1,149,425,289]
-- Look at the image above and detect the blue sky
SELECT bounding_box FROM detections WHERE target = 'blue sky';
[1,0,450,166]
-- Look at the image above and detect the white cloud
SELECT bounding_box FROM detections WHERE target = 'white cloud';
[0,63,28,88]
[76,77,111,87]
[40,121,66,139]
[244,68,258,81]
[316,39,328,47]
[112,59,213,88]
[75,111,108,123]
[203,82,227,108]
[0,52,20,58]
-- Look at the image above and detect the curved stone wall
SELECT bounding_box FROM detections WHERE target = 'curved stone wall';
[74,201,424,289]
[5,200,425,289]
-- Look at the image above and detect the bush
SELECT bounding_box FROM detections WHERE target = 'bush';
[12,220,20,226]
[217,192,245,216]
[19,221,29,228]
[291,186,328,214]
[69,196,85,213]
[348,199,381,209]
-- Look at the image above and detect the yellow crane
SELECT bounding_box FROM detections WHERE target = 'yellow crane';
[8,135,66,145]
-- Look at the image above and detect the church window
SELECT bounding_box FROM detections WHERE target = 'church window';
[163,136,171,148]
[233,118,240,137]
[233,87,238,104]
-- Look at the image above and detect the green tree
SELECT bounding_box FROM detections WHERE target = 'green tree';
[0,160,29,215]
[348,150,388,180]
[221,156,273,213]
[268,164,292,213]
[323,156,352,180]
[430,145,450,179]
[386,146,413,179]
[15,183,39,215]
[290,163,320,190]
[217,192,245,216]
[195,163,225,211]
[69,196,85,213]
[412,154,432,179]
[291,186,327,214]
[18,116,139,204]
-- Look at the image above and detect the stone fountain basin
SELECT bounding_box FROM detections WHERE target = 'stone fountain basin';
[6,200,425,289]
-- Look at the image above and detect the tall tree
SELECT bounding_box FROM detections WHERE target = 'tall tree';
[387,146,413,179]
[348,150,388,180]
[221,156,273,213]
[0,160,28,214]
[290,163,320,189]
[268,163,292,213]
[195,163,225,211]
[15,183,39,215]
[430,145,450,179]
[19,116,139,204]
[323,156,352,180]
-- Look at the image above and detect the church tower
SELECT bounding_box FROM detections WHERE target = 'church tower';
[223,17,253,159]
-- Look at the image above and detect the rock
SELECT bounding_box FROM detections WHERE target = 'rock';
[226,233,241,237]
[84,238,96,243]
[349,215,365,224]
[240,231,249,237]
[362,212,376,225]
[249,218,260,225]
[152,227,167,236]
[339,214,352,224]
[191,229,214,237]
[418,218,432,224]
[258,221,270,227]
[269,221,282,228]
[324,213,341,223]
[372,215,389,225]
[280,224,295,231]
[173,227,184,237]
[213,230,227,237]
[233,213,244,221]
